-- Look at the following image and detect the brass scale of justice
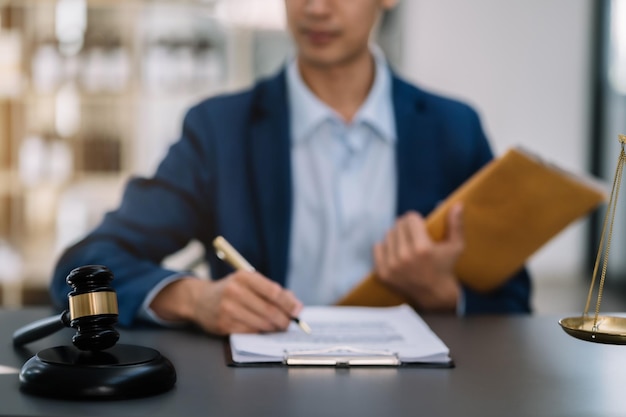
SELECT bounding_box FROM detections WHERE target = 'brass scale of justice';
[559,134,626,344]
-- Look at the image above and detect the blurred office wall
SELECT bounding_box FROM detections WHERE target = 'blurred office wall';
[398,0,596,281]
[0,1,295,303]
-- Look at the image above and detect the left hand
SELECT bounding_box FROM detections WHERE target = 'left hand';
[373,203,465,312]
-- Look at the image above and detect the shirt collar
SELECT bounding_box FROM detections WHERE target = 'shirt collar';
[286,45,396,145]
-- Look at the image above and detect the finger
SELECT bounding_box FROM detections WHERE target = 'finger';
[226,275,292,331]
[383,227,398,265]
[211,311,258,335]
[227,322,258,334]
[238,272,301,325]
[242,287,291,331]
[393,215,413,260]
[235,304,286,333]
[401,211,430,250]
[373,242,389,280]
[445,203,464,246]
[225,316,269,335]
[252,274,303,318]
[387,213,419,264]
[273,289,304,318]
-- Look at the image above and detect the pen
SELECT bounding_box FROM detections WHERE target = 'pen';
[212,236,312,334]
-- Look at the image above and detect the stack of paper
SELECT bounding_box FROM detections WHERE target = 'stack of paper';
[229,305,451,367]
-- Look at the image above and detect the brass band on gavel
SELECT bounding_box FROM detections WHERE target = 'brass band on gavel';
[69,291,119,320]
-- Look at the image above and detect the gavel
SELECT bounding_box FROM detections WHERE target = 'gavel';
[13,265,120,351]
[12,265,176,399]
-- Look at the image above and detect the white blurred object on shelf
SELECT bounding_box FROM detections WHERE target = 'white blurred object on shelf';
[55,177,125,254]
[139,2,227,95]
[214,0,285,30]
[55,0,87,56]
[18,134,73,187]
[104,45,131,92]
[0,29,22,97]
[47,139,73,184]
[55,82,81,138]
[31,44,64,94]
[80,44,131,93]
[18,135,47,187]
[0,240,23,308]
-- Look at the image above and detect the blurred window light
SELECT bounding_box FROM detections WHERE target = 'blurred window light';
[610,0,626,95]
[55,0,87,56]
[214,0,285,30]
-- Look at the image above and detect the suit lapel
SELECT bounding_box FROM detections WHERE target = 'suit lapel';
[246,73,446,283]
[247,72,292,286]
[393,76,445,216]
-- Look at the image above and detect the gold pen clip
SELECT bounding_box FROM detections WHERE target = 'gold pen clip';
[213,236,255,272]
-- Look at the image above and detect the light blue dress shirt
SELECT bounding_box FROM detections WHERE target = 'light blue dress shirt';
[140,48,398,324]
[285,48,397,305]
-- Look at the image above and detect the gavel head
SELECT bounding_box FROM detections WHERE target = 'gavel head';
[66,265,120,351]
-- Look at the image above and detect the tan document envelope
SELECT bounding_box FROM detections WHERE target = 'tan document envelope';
[337,147,608,307]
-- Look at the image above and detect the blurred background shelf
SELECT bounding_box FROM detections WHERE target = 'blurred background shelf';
[0,0,296,305]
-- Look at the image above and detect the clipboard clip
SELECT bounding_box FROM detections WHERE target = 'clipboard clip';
[283,345,400,367]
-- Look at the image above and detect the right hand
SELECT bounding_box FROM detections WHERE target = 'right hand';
[150,272,303,335]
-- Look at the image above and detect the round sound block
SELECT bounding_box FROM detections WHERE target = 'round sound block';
[19,344,176,399]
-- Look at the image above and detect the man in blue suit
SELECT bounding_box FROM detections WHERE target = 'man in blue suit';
[50,0,531,334]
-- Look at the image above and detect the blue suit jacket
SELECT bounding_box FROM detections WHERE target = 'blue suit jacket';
[50,70,531,326]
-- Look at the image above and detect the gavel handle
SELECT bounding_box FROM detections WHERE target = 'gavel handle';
[12,311,71,347]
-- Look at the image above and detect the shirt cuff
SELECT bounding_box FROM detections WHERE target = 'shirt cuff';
[137,272,198,327]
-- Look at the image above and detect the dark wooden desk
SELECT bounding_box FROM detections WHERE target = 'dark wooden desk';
[1,308,625,417]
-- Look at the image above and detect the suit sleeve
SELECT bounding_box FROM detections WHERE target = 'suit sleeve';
[49,105,216,326]
[463,269,532,314]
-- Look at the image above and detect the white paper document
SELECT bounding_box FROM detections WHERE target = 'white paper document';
[229,305,451,366]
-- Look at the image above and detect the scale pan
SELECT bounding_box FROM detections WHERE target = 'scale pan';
[559,315,626,344]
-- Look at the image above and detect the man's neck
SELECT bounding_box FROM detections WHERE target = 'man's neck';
[297,51,376,123]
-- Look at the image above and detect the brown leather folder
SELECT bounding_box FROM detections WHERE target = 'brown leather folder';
[337,147,608,307]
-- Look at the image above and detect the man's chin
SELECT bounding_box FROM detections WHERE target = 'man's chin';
[297,49,366,71]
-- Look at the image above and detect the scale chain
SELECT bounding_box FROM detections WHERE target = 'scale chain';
[585,134,626,333]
